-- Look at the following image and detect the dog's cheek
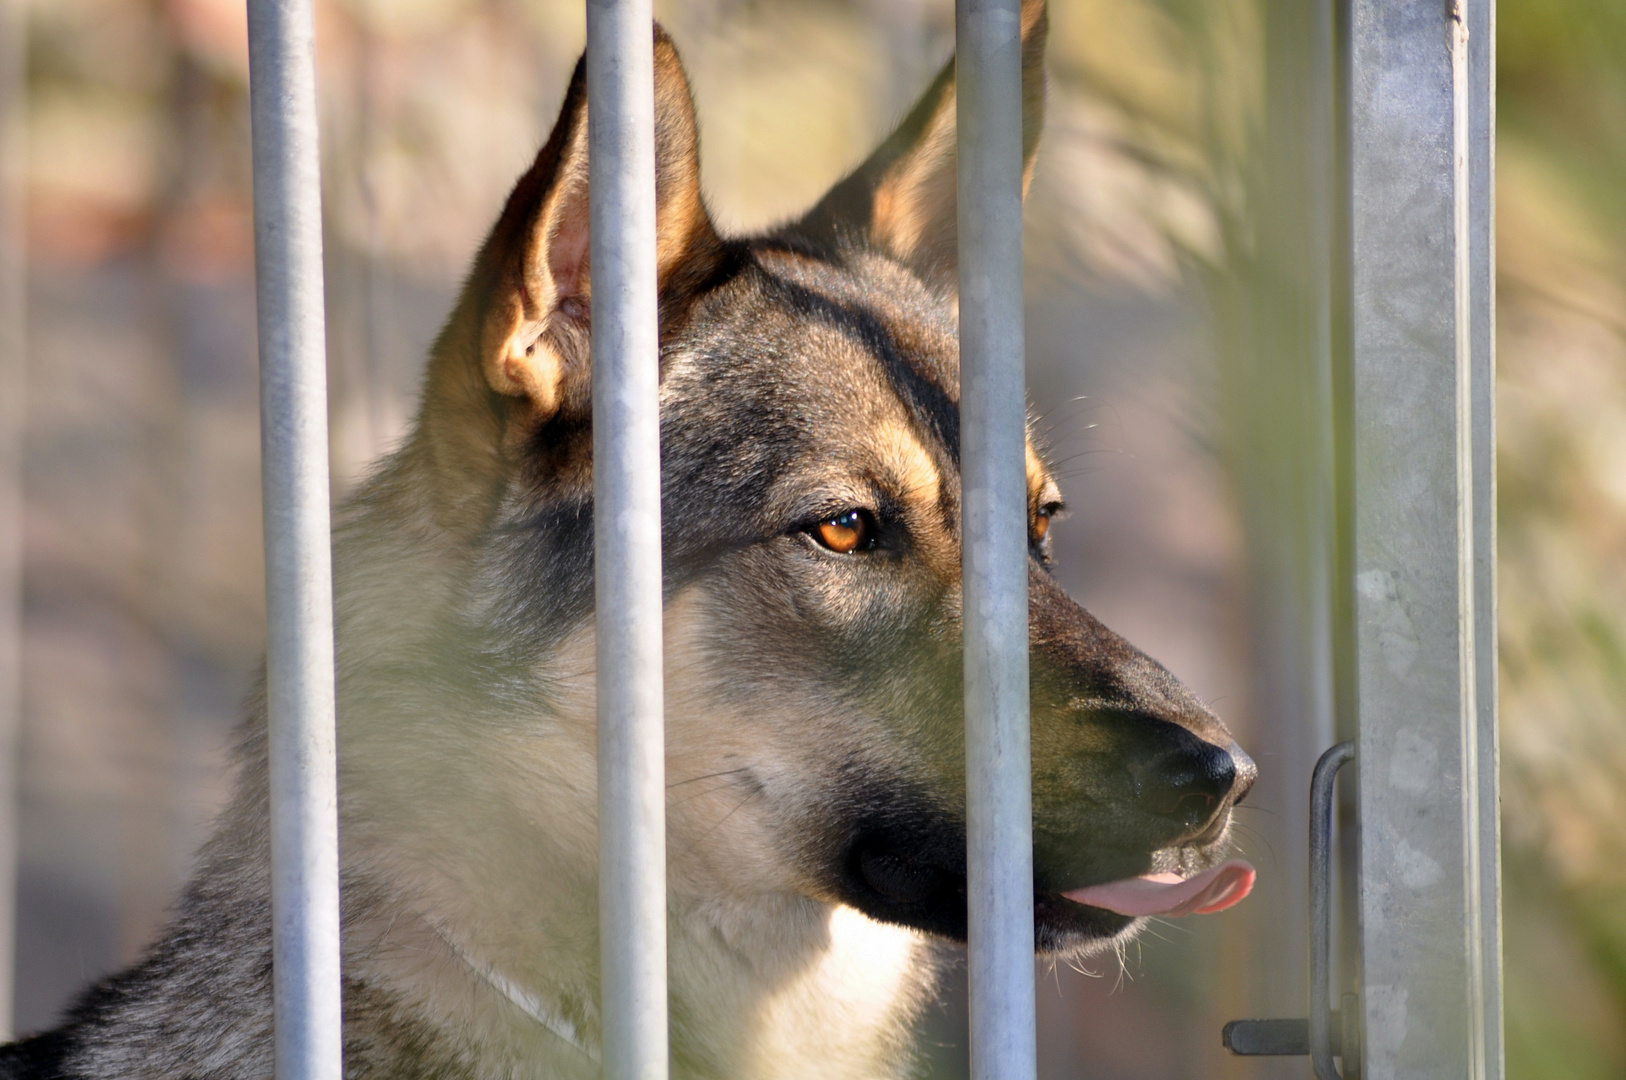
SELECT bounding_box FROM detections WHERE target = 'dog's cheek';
[655,565,968,896]
[658,586,844,895]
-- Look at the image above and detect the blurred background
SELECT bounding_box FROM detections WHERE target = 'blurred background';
[0,0,1623,1076]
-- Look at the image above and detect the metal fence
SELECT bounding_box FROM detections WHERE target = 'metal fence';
[0,0,1498,1075]
[240,1,1040,1075]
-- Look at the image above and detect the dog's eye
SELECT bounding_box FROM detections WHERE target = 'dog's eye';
[1032,501,1063,553]
[813,510,877,554]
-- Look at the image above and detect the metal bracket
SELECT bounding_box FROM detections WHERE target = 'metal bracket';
[1223,742,1359,1079]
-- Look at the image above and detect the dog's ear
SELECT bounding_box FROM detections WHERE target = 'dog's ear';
[795,0,1046,288]
[476,26,717,420]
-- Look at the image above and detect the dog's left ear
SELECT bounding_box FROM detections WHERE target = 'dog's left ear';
[476,25,718,420]
[794,0,1046,289]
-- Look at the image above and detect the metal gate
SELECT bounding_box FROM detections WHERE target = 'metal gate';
[0,0,1501,1076]
[1223,0,1500,1076]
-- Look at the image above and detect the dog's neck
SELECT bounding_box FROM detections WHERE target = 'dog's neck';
[339,871,936,1079]
[426,917,600,1063]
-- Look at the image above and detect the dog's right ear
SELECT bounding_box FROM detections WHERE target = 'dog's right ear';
[473,28,717,422]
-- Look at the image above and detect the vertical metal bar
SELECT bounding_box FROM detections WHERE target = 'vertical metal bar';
[0,0,25,1041]
[1329,0,1362,1010]
[1467,0,1503,1073]
[587,3,667,1079]
[1346,0,1498,1075]
[246,2,342,1078]
[956,2,1035,1079]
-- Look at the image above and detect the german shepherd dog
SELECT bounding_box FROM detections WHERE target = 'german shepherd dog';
[1,4,1255,1077]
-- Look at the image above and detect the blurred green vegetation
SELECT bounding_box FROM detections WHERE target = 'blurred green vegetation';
[1501,0,1626,236]
[1495,2,1626,1078]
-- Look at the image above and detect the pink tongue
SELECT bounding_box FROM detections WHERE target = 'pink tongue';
[1061,859,1256,918]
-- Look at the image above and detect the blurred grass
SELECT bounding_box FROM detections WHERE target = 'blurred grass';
[1496,0,1626,1075]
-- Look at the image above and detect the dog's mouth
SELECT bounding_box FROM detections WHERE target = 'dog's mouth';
[840,832,1254,952]
[1058,861,1254,917]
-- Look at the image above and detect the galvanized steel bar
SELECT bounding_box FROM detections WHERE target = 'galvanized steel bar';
[956,2,1036,1078]
[1346,0,1499,1075]
[587,3,668,1078]
[0,0,25,1040]
[1467,0,1504,1071]
[246,2,343,1078]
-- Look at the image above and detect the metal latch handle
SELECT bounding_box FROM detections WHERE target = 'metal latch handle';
[1310,741,1355,1080]
[1222,742,1358,1079]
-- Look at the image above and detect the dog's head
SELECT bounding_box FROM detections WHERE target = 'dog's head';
[392,3,1252,959]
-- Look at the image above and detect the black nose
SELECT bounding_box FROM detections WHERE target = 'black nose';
[1228,741,1258,804]
[1135,740,1239,834]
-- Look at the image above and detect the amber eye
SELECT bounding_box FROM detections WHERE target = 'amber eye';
[814,510,875,554]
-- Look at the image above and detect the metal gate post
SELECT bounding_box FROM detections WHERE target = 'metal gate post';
[587,3,668,1078]
[1466,0,1502,1065]
[246,2,343,1078]
[1345,0,1501,1074]
[956,1,1036,1078]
